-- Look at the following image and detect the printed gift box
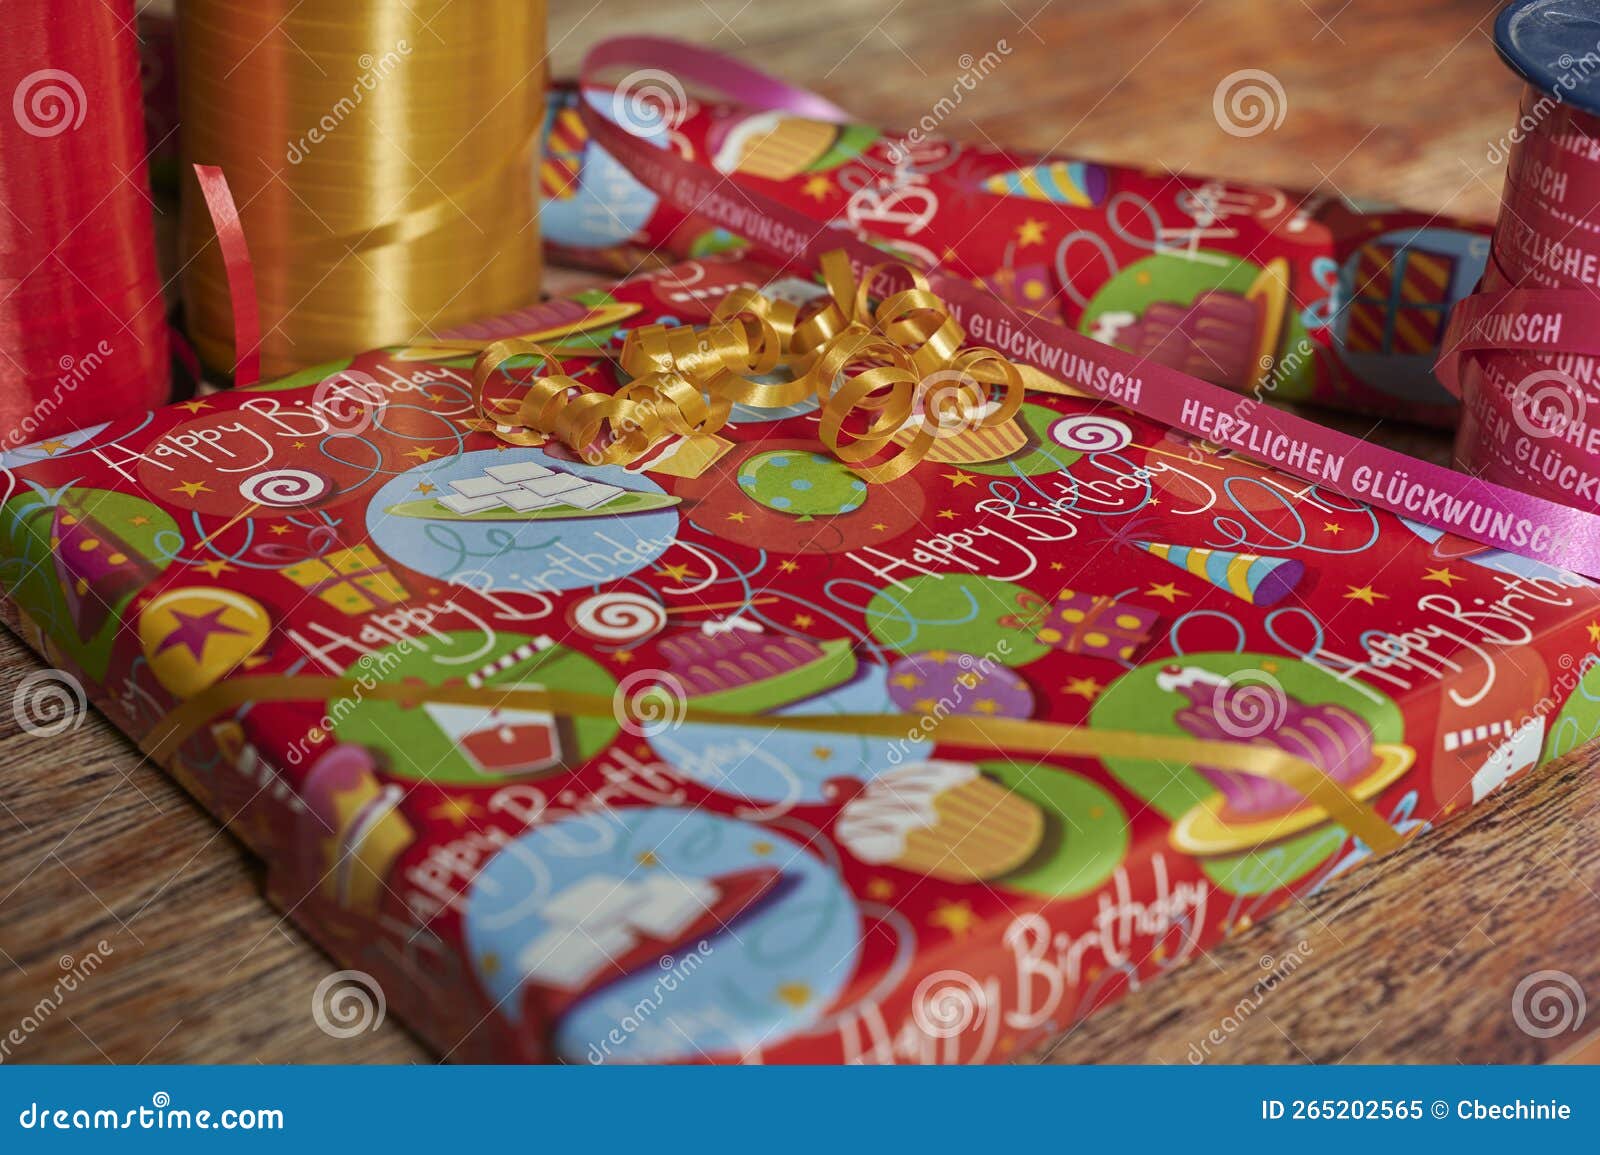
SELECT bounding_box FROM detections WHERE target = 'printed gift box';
[1,253,1597,1063]
[537,71,1490,427]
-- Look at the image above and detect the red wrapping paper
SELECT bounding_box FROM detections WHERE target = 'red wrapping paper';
[2,254,1597,1063]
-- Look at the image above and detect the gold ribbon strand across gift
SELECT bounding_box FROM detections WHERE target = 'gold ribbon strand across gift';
[143,676,1405,855]
[464,250,1027,481]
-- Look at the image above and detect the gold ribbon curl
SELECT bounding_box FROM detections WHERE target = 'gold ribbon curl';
[469,251,1024,481]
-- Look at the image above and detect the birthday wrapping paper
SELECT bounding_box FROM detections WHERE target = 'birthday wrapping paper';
[3,253,1599,1063]
[540,80,1490,427]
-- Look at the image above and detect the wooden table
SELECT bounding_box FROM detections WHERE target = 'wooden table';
[7,0,1599,1064]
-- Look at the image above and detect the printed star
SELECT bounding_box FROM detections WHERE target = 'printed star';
[943,469,976,488]
[775,982,812,1008]
[792,613,814,628]
[404,446,443,462]
[1049,561,1064,571]
[914,697,939,713]
[972,698,1000,715]
[891,673,922,689]
[1422,567,1463,588]
[176,399,210,415]
[154,606,248,660]
[479,953,500,977]
[1146,581,1188,604]
[778,560,799,573]
[194,559,235,578]
[292,440,308,451]
[1343,584,1387,605]
[613,650,635,665]
[268,524,290,536]
[812,746,833,761]
[925,650,951,663]
[415,482,438,495]
[865,878,895,900]
[1063,676,1104,701]
[929,900,976,936]
[1589,621,1600,645]
[1322,522,1343,535]
[173,480,211,497]
[1016,218,1047,246]
[726,510,749,523]
[801,174,833,201]
[428,796,485,826]
[127,515,150,527]
[37,438,70,455]
[937,508,958,520]
[654,562,696,582]
[636,850,660,868]
[871,522,888,532]
[751,840,774,857]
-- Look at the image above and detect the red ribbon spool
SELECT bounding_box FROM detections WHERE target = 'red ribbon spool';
[0,0,169,448]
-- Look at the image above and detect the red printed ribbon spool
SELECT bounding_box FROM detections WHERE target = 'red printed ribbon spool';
[0,0,170,447]
[1447,103,1600,504]
[1440,4,1600,507]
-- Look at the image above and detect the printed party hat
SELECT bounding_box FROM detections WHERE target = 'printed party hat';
[1138,541,1305,607]
[981,160,1107,207]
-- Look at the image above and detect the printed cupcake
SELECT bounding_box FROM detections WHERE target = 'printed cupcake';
[832,760,1044,883]
[1156,665,1413,854]
[296,744,416,914]
[708,110,874,181]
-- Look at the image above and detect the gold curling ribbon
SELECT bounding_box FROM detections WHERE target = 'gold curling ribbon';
[469,251,1026,481]
[141,675,1404,855]
[178,1,545,379]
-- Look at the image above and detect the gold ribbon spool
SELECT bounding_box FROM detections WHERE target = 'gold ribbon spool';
[178,0,545,379]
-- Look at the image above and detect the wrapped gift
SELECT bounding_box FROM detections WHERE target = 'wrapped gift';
[536,71,1490,426]
[2,253,1597,1065]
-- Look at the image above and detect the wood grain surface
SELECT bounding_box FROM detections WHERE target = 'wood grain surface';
[5,0,1597,1065]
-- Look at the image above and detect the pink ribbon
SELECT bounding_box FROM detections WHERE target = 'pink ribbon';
[579,37,1600,578]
